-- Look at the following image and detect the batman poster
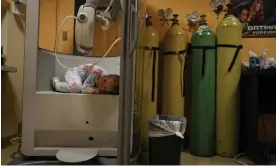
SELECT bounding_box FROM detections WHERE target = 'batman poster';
[232,0,276,37]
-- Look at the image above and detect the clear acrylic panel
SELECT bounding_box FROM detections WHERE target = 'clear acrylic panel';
[22,0,144,164]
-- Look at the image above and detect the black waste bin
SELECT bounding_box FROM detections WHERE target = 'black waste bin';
[148,115,186,165]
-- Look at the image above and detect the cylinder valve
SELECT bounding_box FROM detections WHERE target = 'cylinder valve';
[199,14,207,26]
[146,14,153,25]
[224,4,234,16]
[170,14,180,25]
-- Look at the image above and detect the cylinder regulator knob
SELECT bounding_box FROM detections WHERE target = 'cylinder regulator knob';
[199,14,207,25]
[225,3,233,15]
[200,14,206,19]
[217,5,224,11]
[200,14,207,21]
[170,14,179,24]
[172,14,179,20]
[146,14,153,25]
[226,3,233,10]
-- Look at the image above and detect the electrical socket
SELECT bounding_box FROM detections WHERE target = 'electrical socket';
[62,31,68,41]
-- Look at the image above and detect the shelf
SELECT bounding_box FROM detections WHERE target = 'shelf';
[1,66,17,73]
[242,68,276,76]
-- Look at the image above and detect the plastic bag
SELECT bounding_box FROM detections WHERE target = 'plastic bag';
[149,115,187,139]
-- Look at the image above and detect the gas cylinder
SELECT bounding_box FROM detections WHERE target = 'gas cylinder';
[157,9,172,115]
[216,4,243,157]
[189,15,216,157]
[139,15,159,151]
[160,14,187,116]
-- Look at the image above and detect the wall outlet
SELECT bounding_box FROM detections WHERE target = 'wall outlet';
[62,31,68,41]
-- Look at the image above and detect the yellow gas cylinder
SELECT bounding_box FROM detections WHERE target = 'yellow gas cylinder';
[157,9,172,115]
[216,4,243,157]
[138,15,159,151]
[161,14,187,116]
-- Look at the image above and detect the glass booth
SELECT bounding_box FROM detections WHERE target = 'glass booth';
[22,0,146,164]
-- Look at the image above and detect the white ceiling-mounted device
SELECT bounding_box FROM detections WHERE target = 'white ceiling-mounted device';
[75,0,122,56]
[11,0,26,15]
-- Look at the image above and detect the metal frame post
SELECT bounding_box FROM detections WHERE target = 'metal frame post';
[21,0,40,153]
[117,0,133,164]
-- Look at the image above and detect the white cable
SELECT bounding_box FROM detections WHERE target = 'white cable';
[89,37,121,66]
[97,15,110,31]
[54,16,77,69]
[104,6,111,13]
[23,161,60,165]
[54,16,122,69]
[105,0,114,13]
[233,153,249,165]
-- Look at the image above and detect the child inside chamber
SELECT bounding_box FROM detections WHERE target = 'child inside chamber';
[52,64,120,95]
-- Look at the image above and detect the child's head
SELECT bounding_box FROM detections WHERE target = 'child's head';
[96,74,120,94]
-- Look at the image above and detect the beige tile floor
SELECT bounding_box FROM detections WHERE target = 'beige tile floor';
[141,151,252,165]
[180,152,237,165]
[2,144,19,165]
[2,144,249,165]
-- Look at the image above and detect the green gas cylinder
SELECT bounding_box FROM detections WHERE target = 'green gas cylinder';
[190,15,216,157]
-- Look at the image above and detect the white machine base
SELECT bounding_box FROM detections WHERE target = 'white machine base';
[56,148,99,163]
[21,50,124,157]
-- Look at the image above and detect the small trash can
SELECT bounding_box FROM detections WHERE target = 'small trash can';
[148,115,187,165]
